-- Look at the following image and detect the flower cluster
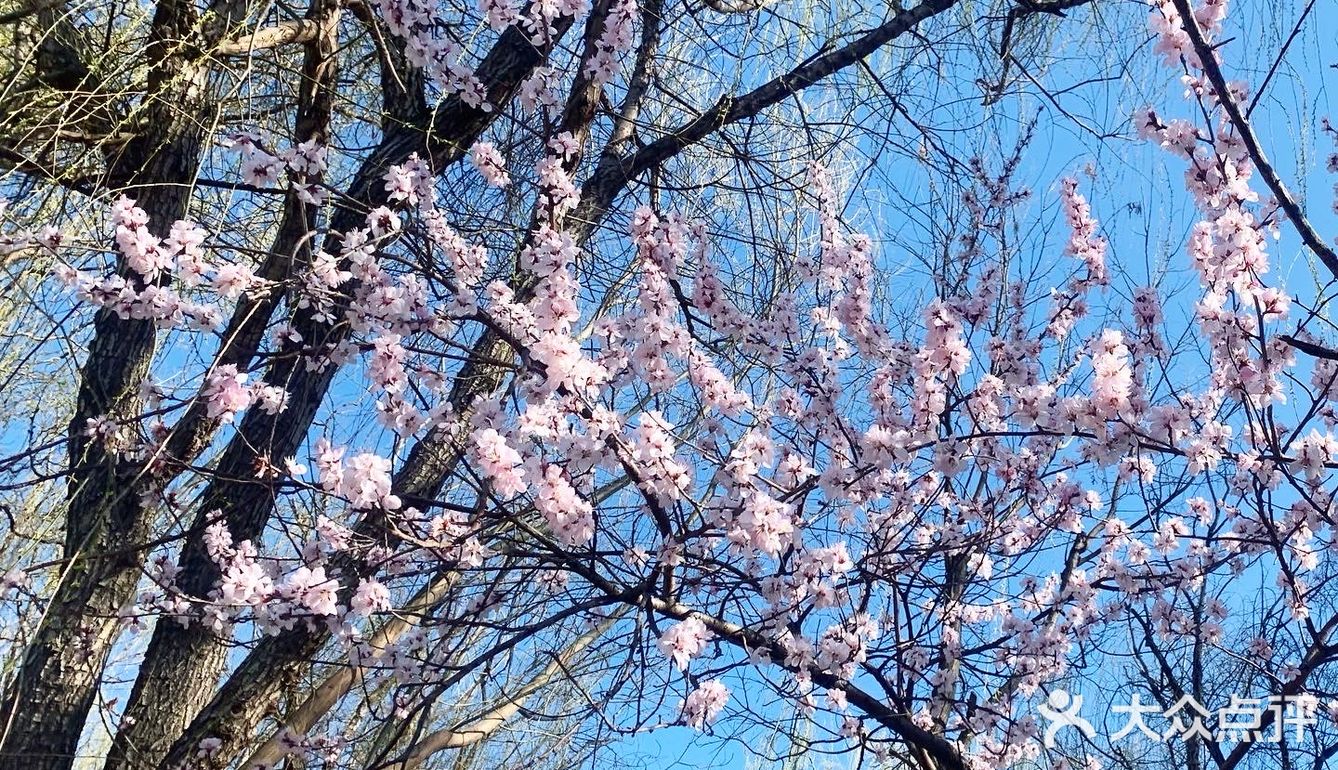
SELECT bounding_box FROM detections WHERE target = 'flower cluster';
[658,617,713,670]
[679,680,729,728]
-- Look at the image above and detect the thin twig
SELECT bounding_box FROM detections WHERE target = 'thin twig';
[1170,0,1338,281]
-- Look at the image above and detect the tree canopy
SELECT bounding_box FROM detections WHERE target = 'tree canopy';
[2,1,1338,769]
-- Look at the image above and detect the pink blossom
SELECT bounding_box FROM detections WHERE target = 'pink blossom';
[285,139,327,176]
[1059,177,1107,286]
[211,263,258,299]
[111,197,174,279]
[732,492,794,558]
[253,384,289,415]
[343,452,400,510]
[629,412,690,501]
[349,579,391,617]
[218,559,274,607]
[383,154,433,206]
[202,365,254,422]
[658,617,713,670]
[0,568,29,595]
[582,0,637,85]
[366,207,401,239]
[518,67,559,115]
[680,680,729,729]
[196,737,223,758]
[278,566,340,617]
[469,141,510,187]
[1292,430,1338,481]
[480,0,520,29]
[534,464,594,545]
[314,438,346,493]
[425,212,488,291]
[1089,329,1133,420]
[241,152,284,187]
[471,428,527,499]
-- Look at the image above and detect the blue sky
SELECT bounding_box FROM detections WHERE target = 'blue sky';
[5,0,1338,767]
[610,0,1338,768]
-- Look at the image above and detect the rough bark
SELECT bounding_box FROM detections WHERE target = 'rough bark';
[0,0,211,765]
[98,3,344,767]
[120,16,577,769]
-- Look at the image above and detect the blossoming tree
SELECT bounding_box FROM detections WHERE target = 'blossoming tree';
[1,0,1337,769]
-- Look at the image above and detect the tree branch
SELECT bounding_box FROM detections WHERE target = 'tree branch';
[1170,0,1338,281]
[570,0,961,240]
[214,18,324,55]
[238,573,460,770]
[385,614,620,770]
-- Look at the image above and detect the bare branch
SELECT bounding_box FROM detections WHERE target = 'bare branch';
[213,18,324,55]
[1170,0,1338,281]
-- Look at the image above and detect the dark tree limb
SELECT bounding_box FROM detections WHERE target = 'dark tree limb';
[1170,0,1338,282]
[568,0,962,242]
[0,0,216,765]
[99,1,345,767]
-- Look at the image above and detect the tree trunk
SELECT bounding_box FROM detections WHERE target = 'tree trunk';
[102,2,341,765]
[0,1,210,765]
[112,17,576,768]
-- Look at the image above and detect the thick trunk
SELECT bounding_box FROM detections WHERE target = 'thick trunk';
[102,3,341,765]
[101,622,229,770]
[102,336,344,769]
[0,1,209,765]
[0,532,150,770]
[110,17,575,768]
